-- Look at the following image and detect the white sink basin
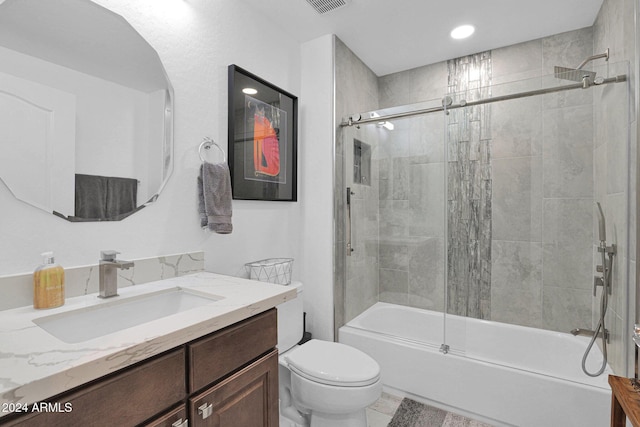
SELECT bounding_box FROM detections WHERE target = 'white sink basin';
[33,287,223,343]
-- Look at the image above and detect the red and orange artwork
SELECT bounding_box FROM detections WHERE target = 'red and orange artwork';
[253,105,280,177]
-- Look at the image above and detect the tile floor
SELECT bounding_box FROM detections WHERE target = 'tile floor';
[367,392,493,427]
[366,392,402,426]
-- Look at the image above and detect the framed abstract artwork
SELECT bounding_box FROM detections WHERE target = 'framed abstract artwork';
[227,65,298,201]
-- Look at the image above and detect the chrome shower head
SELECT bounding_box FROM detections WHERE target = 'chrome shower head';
[553,66,597,85]
[554,49,609,87]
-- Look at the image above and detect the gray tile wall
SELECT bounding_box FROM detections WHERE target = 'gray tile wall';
[483,29,600,333]
[374,27,607,334]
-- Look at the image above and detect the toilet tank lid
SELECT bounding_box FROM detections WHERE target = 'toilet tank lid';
[285,339,380,386]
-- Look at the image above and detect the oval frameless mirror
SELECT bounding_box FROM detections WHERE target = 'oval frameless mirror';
[0,0,174,221]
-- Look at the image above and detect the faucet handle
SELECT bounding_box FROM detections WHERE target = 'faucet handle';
[100,250,120,262]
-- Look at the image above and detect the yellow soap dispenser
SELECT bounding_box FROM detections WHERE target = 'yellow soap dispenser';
[33,251,65,309]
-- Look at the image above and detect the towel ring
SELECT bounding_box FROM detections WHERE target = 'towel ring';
[198,137,226,163]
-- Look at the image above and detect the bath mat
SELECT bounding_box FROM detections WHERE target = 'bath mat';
[387,398,447,426]
[387,398,493,427]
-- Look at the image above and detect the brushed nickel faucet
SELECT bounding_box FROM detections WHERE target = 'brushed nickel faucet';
[98,250,134,298]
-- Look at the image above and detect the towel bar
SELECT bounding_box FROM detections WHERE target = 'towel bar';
[198,137,226,163]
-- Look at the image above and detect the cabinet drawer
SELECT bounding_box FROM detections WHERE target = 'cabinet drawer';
[141,404,188,427]
[189,349,279,427]
[5,348,186,427]
[189,309,277,392]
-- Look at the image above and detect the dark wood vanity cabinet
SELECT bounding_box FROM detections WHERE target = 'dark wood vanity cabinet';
[2,309,279,427]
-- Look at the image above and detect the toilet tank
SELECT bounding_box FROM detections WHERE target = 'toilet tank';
[277,281,304,353]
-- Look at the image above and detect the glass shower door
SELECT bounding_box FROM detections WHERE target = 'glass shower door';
[342,121,382,325]
[342,97,450,351]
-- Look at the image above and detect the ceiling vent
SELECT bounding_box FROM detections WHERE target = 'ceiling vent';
[305,0,348,15]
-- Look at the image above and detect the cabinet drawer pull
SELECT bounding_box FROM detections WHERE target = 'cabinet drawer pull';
[171,419,188,427]
[198,402,213,419]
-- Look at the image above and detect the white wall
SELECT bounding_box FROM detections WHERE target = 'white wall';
[0,0,304,282]
[299,35,335,341]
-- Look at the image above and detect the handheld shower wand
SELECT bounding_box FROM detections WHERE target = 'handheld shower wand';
[581,202,615,377]
[596,202,606,244]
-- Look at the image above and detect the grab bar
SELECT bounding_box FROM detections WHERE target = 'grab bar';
[346,187,354,256]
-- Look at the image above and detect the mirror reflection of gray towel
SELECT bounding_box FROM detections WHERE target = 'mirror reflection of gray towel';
[198,162,233,234]
[106,176,137,218]
[75,174,137,220]
[75,174,107,219]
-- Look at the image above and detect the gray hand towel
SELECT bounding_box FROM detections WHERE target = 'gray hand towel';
[197,172,207,228]
[75,174,107,219]
[106,176,137,219]
[198,162,233,233]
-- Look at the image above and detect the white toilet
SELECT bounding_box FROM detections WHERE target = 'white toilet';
[277,282,382,427]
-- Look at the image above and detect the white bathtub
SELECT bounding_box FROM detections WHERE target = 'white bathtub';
[339,302,612,427]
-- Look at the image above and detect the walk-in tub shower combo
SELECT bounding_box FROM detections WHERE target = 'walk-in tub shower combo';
[336,44,631,427]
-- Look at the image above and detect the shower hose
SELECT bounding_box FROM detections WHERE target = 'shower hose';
[581,247,613,377]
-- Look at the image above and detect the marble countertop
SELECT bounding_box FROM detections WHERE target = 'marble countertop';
[0,272,296,414]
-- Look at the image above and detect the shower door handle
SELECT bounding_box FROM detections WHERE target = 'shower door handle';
[346,187,354,256]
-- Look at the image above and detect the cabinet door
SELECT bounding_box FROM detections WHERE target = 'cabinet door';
[4,348,186,427]
[189,349,279,427]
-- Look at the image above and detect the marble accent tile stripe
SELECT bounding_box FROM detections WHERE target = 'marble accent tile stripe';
[446,52,492,320]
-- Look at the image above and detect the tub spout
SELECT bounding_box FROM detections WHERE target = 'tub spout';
[570,328,609,342]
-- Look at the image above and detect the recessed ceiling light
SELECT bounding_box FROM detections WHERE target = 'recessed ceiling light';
[242,87,258,95]
[451,25,475,40]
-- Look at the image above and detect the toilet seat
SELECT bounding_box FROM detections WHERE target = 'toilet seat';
[284,339,380,387]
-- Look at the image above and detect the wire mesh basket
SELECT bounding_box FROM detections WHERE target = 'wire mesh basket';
[244,258,293,285]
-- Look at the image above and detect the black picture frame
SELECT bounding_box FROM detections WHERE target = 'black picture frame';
[228,65,298,201]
